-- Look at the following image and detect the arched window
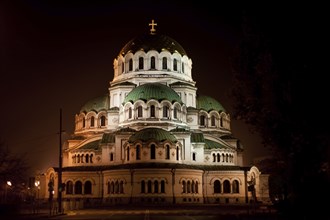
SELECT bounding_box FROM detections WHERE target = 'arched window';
[161,180,165,193]
[147,180,152,193]
[129,107,132,119]
[120,181,124,193]
[110,153,114,161]
[66,181,73,194]
[223,180,231,193]
[85,154,89,163]
[138,106,143,118]
[173,107,177,119]
[150,56,155,69]
[226,154,229,162]
[182,181,186,193]
[150,105,155,117]
[191,181,195,193]
[100,115,106,126]
[75,181,82,194]
[136,145,141,160]
[107,182,110,194]
[139,57,144,69]
[162,57,167,69]
[81,154,84,163]
[222,153,225,162]
[90,116,95,127]
[141,180,145,193]
[220,117,223,127]
[195,181,199,193]
[84,181,92,194]
[211,115,216,126]
[82,118,85,128]
[192,152,196,161]
[165,145,170,159]
[77,155,80,163]
[214,180,221,193]
[213,153,216,162]
[127,147,130,161]
[232,180,239,193]
[187,181,191,193]
[182,62,184,73]
[154,180,159,193]
[163,106,169,118]
[129,58,133,71]
[150,144,156,159]
[217,153,220,162]
[176,146,179,160]
[114,181,119,193]
[110,182,114,194]
[90,154,93,163]
[173,59,177,71]
[121,62,124,73]
[200,115,205,126]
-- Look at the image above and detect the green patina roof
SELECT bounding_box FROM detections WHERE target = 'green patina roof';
[120,33,187,56]
[80,94,109,113]
[128,127,177,143]
[79,140,101,150]
[191,132,205,143]
[196,95,226,112]
[100,133,115,144]
[123,83,182,104]
[204,139,227,150]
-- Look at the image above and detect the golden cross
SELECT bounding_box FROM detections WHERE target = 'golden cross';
[149,19,157,35]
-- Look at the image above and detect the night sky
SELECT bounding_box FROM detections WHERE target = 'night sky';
[1,1,275,176]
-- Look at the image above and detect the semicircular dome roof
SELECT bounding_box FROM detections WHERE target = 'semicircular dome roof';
[196,95,226,112]
[123,83,182,104]
[128,127,177,143]
[119,33,187,57]
[80,94,109,113]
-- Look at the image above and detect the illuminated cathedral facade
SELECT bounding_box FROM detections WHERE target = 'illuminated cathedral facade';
[41,21,269,209]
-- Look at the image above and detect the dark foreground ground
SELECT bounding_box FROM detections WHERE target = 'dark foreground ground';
[1,203,286,220]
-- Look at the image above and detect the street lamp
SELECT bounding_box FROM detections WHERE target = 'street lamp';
[5,181,12,203]
[34,180,40,214]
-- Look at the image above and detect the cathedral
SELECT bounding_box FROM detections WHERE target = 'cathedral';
[41,20,269,209]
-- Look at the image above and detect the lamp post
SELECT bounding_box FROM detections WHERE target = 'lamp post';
[34,180,40,213]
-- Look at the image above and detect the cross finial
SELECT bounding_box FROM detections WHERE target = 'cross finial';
[149,19,157,35]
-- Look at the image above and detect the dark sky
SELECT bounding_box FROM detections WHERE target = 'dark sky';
[1,1,273,175]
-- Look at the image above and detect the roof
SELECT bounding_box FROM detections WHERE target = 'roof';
[80,94,109,113]
[128,127,177,143]
[204,139,227,149]
[100,133,115,144]
[123,83,182,104]
[191,132,205,143]
[79,140,101,150]
[196,95,226,112]
[119,33,187,56]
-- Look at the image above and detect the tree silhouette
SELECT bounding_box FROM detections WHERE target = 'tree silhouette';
[230,5,329,218]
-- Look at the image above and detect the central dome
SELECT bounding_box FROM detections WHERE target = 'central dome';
[128,127,177,143]
[123,83,182,104]
[119,33,187,56]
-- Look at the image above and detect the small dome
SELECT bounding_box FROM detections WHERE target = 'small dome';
[128,127,177,143]
[80,94,109,113]
[123,83,182,104]
[196,95,226,112]
[119,33,187,57]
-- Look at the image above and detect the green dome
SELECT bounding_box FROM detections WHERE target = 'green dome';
[123,83,182,104]
[128,127,177,143]
[120,33,187,56]
[196,95,226,112]
[80,94,109,113]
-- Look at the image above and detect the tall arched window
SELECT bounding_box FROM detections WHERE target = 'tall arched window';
[84,180,92,194]
[211,115,216,126]
[182,62,184,73]
[187,181,191,193]
[182,180,186,193]
[176,146,179,160]
[195,181,199,193]
[154,180,159,193]
[139,57,144,69]
[127,147,130,161]
[213,153,216,162]
[232,180,239,193]
[150,144,156,159]
[223,180,231,193]
[138,106,143,118]
[150,105,155,117]
[150,56,155,69]
[110,182,114,194]
[220,117,223,127]
[129,107,132,119]
[136,145,141,160]
[192,152,196,161]
[82,117,85,128]
[161,180,165,193]
[147,180,152,193]
[217,153,220,162]
[173,107,177,119]
[90,116,95,127]
[75,181,82,194]
[85,154,89,163]
[162,57,167,69]
[100,115,106,126]
[129,58,133,71]
[173,59,177,71]
[200,115,205,126]
[163,106,169,118]
[214,180,221,193]
[66,181,73,194]
[141,180,145,193]
[165,145,170,159]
